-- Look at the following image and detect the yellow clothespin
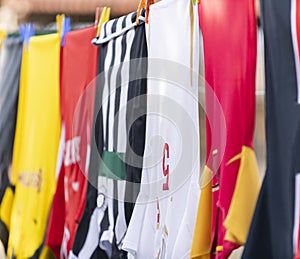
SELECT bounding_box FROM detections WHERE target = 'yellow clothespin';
[0,30,7,49]
[56,14,65,36]
[136,0,146,25]
[56,14,71,46]
[96,7,111,38]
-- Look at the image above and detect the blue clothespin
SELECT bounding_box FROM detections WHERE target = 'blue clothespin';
[19,23,34,50]
[61,17,71,47]
[19,24,26,42]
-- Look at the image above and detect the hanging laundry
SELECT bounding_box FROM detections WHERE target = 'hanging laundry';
[41,25,98,259]
[192,0,260,258]
[0,35,22,254]
[243,0,300,258]
[70,11,147,259]
[7,32,61,258]
[122,0,201,258]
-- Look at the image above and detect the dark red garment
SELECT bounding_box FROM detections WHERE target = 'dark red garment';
[199,0,257,257]
[45,26,98,258]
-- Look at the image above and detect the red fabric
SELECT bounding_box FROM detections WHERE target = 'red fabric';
[45,166,65,258]
[45,26,98,256]
[199,0,257,257]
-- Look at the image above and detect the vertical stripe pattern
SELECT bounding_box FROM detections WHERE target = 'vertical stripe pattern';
[71,11,147,258]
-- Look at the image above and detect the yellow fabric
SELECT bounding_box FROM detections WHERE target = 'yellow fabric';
[39,246,56,259]
[224,146,261,245]
[96,7,111,37]
[215,246,223,252]
[8,33,61,258]
[190,166,212,259]
[0,187,14,230]
[0,30,6,49]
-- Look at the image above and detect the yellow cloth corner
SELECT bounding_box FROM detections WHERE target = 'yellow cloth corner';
[190,166,212,259]
[39,246,57,259]
[0,187,14,230]
[224,146,261,245]
[215,246,223,252]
